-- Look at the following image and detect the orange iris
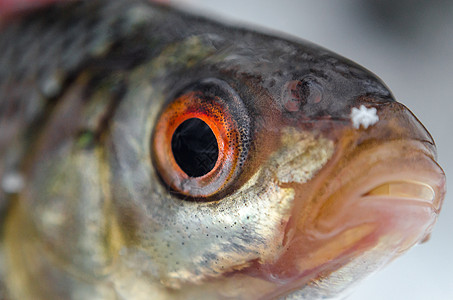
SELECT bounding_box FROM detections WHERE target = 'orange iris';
[153,86,248,198]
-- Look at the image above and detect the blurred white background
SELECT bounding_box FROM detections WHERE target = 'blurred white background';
[172,1,453,299]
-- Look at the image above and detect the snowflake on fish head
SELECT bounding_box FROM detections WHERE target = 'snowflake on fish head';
[350,105,379,129]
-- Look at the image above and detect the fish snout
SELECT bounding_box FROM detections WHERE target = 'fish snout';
[263,99,446,294]
[349,100,436,150]
[307,99,446,247]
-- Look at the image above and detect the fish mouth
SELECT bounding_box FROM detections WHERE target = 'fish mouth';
[363,180,436,206]
[301,138,445,253]
[284,102,447,286]
[336,140,445,213]
[260,138,445,298]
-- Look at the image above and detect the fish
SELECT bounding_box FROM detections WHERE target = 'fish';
[0,0,446,299]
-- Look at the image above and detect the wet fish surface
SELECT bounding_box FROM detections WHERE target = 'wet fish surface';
[0,0,446,299]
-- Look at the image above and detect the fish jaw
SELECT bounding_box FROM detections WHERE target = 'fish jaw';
[239,101,446,299]
[268,143,444,297]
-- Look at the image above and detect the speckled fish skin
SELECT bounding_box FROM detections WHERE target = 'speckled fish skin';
[0,0,446,299]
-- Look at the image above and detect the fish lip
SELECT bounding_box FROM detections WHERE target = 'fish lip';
[280,138,446,253]
[297,154,446,245]
[276,139,445,283]
[315,138,446,213]
[360,178,442,210]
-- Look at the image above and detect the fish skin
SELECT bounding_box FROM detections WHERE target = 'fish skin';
[0,0,446,299]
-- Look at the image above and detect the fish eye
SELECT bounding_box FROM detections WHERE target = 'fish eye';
[152,79,250,199]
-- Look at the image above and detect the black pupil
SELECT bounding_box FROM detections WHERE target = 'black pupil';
[171,118,219,177]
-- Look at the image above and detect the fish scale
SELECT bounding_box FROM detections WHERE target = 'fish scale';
[0,0,155,202]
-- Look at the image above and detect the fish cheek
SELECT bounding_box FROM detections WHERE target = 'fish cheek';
[102,74,289,291]
[103,80,261,288]
[155,128,337,298]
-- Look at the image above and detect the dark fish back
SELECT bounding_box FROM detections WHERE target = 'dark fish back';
[0,0,169,204]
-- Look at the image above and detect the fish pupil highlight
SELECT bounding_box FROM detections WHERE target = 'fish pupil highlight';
[171,118,219,177]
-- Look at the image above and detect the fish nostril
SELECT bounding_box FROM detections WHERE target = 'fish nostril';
[363,180,435,203]
[281,77,323,112]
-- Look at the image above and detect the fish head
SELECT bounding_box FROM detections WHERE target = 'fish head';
[106,29,445,298]
[3,3,445,299]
